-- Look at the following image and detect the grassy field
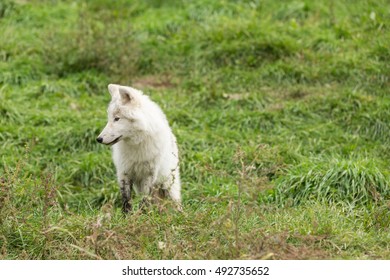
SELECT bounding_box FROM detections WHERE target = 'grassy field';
[0,0,389,259]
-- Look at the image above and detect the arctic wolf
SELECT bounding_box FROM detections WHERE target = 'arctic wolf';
[96,84,181,213]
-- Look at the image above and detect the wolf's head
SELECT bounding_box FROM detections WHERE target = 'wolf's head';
[96,84,148,146]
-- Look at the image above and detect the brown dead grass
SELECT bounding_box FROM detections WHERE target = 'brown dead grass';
[58,204,332,260]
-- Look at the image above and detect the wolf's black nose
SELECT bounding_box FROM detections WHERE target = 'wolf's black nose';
[96,137,103,143]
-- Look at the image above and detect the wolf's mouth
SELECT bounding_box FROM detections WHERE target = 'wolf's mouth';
[106,136,122,146]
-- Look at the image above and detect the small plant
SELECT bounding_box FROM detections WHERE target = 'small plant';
[274,158,390,207]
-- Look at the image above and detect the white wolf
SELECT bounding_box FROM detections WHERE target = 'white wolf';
[96,84,181,212]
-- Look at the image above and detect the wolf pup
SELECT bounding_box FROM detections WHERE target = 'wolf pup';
[97,84,181,213]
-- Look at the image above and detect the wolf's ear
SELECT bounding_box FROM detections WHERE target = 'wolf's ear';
[118,86,141,104]
[108,84,120,97]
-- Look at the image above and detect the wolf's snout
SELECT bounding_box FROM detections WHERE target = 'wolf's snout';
[96,137,103,143]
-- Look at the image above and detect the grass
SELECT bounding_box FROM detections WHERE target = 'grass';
[274,158,390,207]
[0,0,389,259]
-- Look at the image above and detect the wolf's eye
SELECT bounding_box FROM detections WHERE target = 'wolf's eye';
[114,117,120,122]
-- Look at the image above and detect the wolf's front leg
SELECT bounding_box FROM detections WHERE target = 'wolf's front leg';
[120,178,133,214]
[137,176,154,210]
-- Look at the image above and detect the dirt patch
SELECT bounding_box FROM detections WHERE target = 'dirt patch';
[133,75,176,90]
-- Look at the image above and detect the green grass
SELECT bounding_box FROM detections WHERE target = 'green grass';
[274,158,390,207]
[0,0,389,259]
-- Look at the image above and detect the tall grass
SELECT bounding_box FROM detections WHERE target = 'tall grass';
[274,159,390,207]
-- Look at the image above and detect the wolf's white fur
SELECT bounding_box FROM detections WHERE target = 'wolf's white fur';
[97,84,181,211]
